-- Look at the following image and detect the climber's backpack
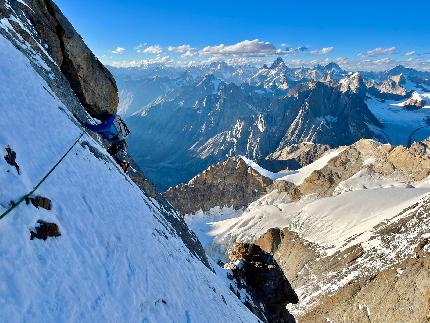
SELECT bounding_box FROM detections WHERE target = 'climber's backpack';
[113,116,130,140]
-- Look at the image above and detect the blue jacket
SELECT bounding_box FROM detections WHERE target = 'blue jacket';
[84,114,120,142]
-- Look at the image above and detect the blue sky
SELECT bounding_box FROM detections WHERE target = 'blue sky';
[56,0,430,70]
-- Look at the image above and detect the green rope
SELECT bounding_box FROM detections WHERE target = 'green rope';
[0,132,85,221]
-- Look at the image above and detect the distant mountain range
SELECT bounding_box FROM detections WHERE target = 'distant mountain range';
[110,58,430,190]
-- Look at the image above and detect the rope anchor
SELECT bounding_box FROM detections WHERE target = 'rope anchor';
[0,132,84,221]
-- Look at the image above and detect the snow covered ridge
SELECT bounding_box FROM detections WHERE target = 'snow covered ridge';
[240,147,345,185]
[0,9,259,323]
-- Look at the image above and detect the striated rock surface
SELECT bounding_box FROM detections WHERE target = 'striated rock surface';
[277,82,386,150]
[127,77,385,190]
[379,74,408,96]
[3,0,118,116]
[226,242,299,322]
[164,157,274,215]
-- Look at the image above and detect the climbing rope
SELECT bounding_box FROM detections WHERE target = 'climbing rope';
[0,132,85,221]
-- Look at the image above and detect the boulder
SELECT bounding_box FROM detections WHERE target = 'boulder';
[30,220,61,240]
[226,242,298,322]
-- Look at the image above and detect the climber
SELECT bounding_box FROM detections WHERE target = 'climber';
[83,112,130,172]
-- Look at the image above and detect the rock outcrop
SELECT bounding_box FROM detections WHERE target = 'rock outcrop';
[248,194,430,321]
[164,157,274,215]
[379,74,408,96]
[295,139,430,199]
[226,242,299,322]
[4,0,118,116]
[401,91,426,109]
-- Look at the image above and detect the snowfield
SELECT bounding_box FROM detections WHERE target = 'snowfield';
[202,187,430,258]
[187,153,430,260]
[0,33,257,322]
[367,94,430,146]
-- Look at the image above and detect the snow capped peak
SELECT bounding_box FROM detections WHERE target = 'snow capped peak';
[325,62,343,72]
[196,73,223,92]
[270,57,286,69]
[394,91,427,109]
[339,72,366,97]
[411,91,423,101]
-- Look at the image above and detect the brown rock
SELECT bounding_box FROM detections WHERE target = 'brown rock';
[164,157,275,215]
[227,242,298,322]
[30,220,61,240]
[296,139,430,200]
[379,74,408,96]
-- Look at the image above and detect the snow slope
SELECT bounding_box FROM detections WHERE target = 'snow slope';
[199,187,430,259]
[0,34,257,322]
[241,148,344,185]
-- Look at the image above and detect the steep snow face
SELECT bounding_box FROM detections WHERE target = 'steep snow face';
[0,34,257,322]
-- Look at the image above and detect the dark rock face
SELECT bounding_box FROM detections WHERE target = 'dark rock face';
[277,82,386,148]
[226,242,299,322]
[164,157,274,215]
[20,0,118,116]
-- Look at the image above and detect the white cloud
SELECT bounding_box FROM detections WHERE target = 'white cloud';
[310,47,334,55]
[405,51,416,57]
[168,44,197,57]
[134,43,147,51]
[373,57,392,64]
[201,39,282,57]
[112,47,125,54]
[361,47,397,57]
[138,45,163,54]
[111,55,172,68]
